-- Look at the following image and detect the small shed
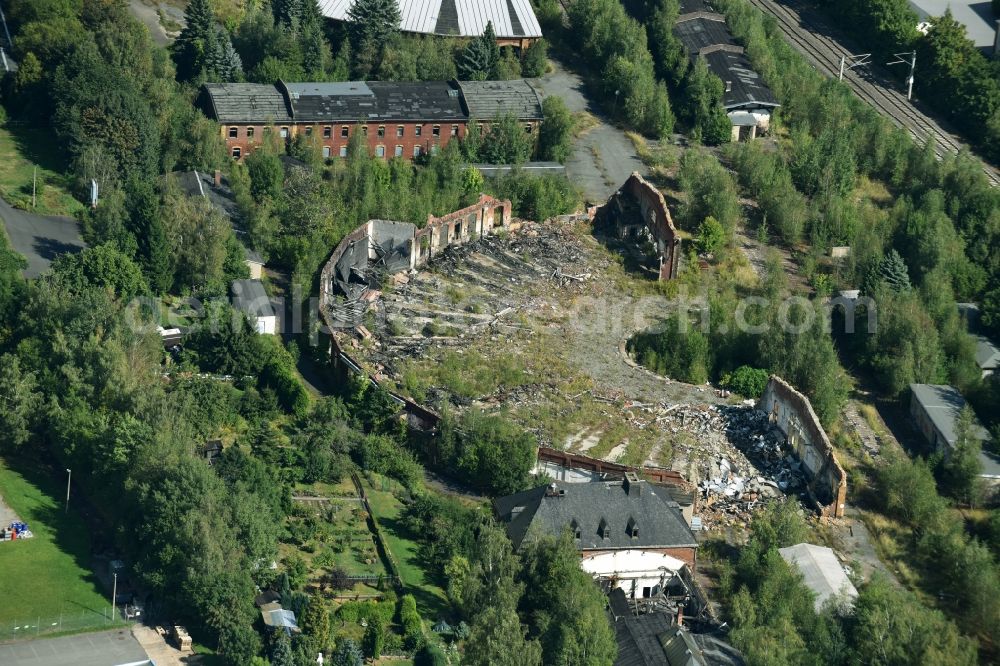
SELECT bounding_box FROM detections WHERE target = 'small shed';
[244,247,264,280]
[203,439,223,465]
[261,601,299,634]
[232,279,277,335]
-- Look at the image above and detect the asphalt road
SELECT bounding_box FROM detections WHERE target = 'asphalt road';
[0,628,150,666]
[0,196,85,278]
[534,61,648,204]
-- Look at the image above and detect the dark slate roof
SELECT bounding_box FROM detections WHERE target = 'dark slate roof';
[203,80,544,124]
[703,50,780,110]
[458,79,544,120]
[232,279,275,319]
[611,609,674,666]
[202,83,292,123]
[674,16,738,54]
[284,80,467,122]
[494,478,698,551]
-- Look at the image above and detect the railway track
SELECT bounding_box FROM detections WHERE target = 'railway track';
[742,0,1000,186]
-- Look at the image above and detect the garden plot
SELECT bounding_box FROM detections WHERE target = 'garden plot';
[281,480,392,595]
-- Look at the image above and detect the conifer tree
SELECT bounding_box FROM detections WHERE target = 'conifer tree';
[458,21,501,80]
[174,0,215,80]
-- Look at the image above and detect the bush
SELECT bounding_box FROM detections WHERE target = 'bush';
[521,38,548,77]
[415,643,448,666]
[398,594,423,650]
[722,366,769,398]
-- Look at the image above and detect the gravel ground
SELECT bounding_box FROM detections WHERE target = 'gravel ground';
[0,493,20,530]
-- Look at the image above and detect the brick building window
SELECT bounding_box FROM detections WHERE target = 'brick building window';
[246,127,255,138]
[228,127,238,138]
[415,126,422,137]
[341,126,349,138]
[451,125,459,137]
[396,125,404,137]
[280,126,289,138]
[361,126,368,136]
[377,125,385,138]
[263,127,271,135]
[432,125,440,137]
[413,145,422,158]
[524,124,533,134]
[305,126,313,136]
[339,146,348,157]
[232,147,241,159]
[323,126,332,138]
[322,146,331,158]
[394,145,403,157]
[375,145,385,158]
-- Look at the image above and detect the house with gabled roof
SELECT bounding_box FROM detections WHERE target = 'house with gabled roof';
[494,473,699,599]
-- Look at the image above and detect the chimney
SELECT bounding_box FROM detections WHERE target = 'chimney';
[623,472,642,497]
[676,605,684,627]
[214,169,222,187]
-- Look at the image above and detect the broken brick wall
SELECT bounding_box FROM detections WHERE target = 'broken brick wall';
[598,172,681,281]
[759,376,847,518]
[414,194,512,268]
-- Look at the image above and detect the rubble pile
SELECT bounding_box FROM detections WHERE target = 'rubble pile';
[634,403,810,526]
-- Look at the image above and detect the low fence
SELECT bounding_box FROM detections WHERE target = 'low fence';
[0,609,129,643]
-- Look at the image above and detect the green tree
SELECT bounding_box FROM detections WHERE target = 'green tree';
[696,215,726,255]
[521,38,548,78]
[464,601,543,666]
[246,148,284,203]
[173,0,215,80]
[347,0,400,76]
[0,354,42,451]
[722,366,770,399]
[332,638,363,666]
[300,595,331,646]
[480,113,533,165]
[51,243,148,301]
[940,406,984,506]
[162,192,233,293]
[680,56,731,145]
[458,21,501,80]
[519,533,618,665]
[363,617,385,659]
[270,631,295,666]
[538,96,573,163]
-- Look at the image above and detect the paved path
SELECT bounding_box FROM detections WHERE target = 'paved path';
[0,196,85,278]
[0,628,150,666]
[533,60,648,203]
[131,624,190,666]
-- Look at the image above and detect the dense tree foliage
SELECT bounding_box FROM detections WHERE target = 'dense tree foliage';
[815,1,1000,162]
[567,0,675,136]
[715,501,979,665]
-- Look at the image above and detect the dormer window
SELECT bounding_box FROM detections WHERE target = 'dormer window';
[570,519,581,540]
[598,517,609,540]
[627,516,639,539]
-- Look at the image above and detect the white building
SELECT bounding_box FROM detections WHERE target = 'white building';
[232,279,277,335]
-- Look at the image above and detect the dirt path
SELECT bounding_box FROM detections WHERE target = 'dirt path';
[0,493,19,529]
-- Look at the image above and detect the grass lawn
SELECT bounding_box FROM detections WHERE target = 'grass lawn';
[0,123,83,217]
[0,458,111,630]
[363,476,449,622]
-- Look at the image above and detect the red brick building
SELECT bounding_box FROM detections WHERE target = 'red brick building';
[199,79,544,162]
